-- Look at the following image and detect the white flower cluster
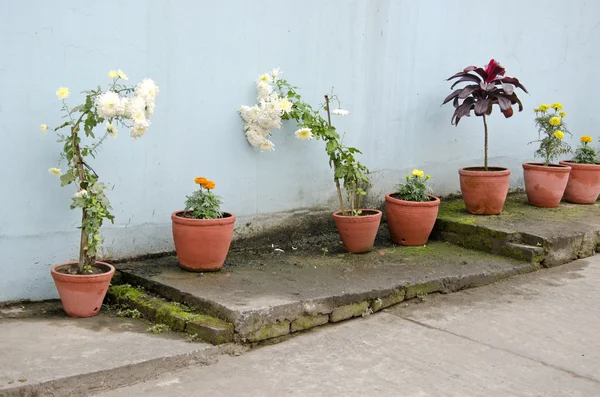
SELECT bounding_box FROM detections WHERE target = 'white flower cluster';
[95,77,159,138]
[239,68,292,151]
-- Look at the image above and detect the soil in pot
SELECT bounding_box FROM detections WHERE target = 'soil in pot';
[560,161,600,204]
[171,211,236,272]
[459,167,511,215]
[385,194,440,246]
[332,209,382,254]
[523,163,571,208]
[51,261,115,318]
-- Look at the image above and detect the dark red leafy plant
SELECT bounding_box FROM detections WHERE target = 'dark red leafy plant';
[442,59,528,170]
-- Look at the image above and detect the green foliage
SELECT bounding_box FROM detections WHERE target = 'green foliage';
[275,79,371,215]
[116,308,142,319]
[573,141,598,164]
[531,108,572,166]
[147,324,171,334]
[396,172,431,202]
[184,186,223,219]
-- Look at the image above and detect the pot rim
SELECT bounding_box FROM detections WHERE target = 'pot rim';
[172,211,236,226]
[559,160,600,168]
[332,209,382,218]
[522,162,571,172]
[385,193,441,207]
[50,261,115,282]
[459,166,511,177]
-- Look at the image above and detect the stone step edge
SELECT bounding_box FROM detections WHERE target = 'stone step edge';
[2,344,242,397]
[117,262,540,343]
[106,283,234,345]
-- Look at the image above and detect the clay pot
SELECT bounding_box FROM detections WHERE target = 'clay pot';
[458,167,511,215]
[171,211,236,272]
[385,194,440,246]
[560,161,600,204]
[50,261,115,318]
[523,163,571,208]
[332,209,382,254]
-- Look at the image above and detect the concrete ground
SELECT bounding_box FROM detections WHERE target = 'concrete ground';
[96,255,600,397]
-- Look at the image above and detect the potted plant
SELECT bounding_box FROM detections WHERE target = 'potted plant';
[171,177,236,271]
[44,70,159,317]
[524,103,572,207]
[385,170,440,246]
[239,69,381,253]
[560,136,600,204]
[442,59,528,215]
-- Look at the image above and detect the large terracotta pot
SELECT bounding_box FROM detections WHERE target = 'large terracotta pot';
[523,163,571,208]
[332,209,382,254]
[385,194,440,246]
[458,167,511,215]
[560,161,600,204]
[171,211,236,272]
[50,261,115,318]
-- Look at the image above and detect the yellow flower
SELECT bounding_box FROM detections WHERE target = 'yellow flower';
[426,174,431,180]
[40,124,48,133]
[48,167,62,176]
[195,177,207,185]
[108,70,118,79]
[204,180,216,190]
[559,111,566,118]
[533,107,540,113]
[551,102,563,111]
[549,116,561,126]
[117,69,128,80]
[554,130,564,140]
[412,169,424,178]
[581,136,593,143]
[56,87,70,100]
[539,104,550,112]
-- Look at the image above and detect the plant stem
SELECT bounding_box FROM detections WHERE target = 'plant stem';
[325,94,345,214]
[482,114,489,171]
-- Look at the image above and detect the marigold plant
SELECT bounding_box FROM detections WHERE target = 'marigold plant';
[572,136,598,164]
[531,102,571,165]
[395,170,432,202]
[184,177,223,219]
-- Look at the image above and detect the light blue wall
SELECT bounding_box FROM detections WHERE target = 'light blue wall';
[1,0,599,301]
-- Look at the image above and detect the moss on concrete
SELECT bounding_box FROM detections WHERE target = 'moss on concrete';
[290,314,329,333]
[371,288,406,312]
[245,320,291,342]
[405,281,442,299]
[330,301,370,323]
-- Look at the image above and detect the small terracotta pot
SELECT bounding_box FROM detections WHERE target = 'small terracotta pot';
[560,161,600,204]
[385,194,440,246]
[171,211,236,272]
[523,162,571,208]
[458,167,511,215]
[332,209,382,254]
[50,261,115,318]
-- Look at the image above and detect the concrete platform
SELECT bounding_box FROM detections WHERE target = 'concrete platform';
[0,311,238,397]
[116,241,537,343]
[434,193,600,266]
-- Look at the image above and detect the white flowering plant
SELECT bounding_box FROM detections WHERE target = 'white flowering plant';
[239,69,370,216]
[43,70,159,274]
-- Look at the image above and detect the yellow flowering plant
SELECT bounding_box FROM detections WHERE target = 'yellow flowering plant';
[43,71,159,274]
[184,177,223,219]
[531,102,571,166]
[395,169,432,202]
[572,136,598,164]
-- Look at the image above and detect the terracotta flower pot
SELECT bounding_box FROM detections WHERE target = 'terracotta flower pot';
[385,194,440,246]
[523,163,571,208]
[332,209,382,254]
[50,261,115,318]
[171,211,236,272]
[560,161,600,204]
[458,167,511,215]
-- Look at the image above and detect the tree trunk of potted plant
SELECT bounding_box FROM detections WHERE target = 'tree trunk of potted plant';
[385,170,440,246]
[46,72,159,317]
[442,59,527,215]
[524,103,572,208]
[172,178,235,271]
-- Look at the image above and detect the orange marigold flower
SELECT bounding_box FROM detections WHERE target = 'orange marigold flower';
[203,180,216,190]
[195,177,207,185]
[581,136,593,143]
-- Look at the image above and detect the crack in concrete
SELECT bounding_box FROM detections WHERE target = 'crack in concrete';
[390,314,600,385]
